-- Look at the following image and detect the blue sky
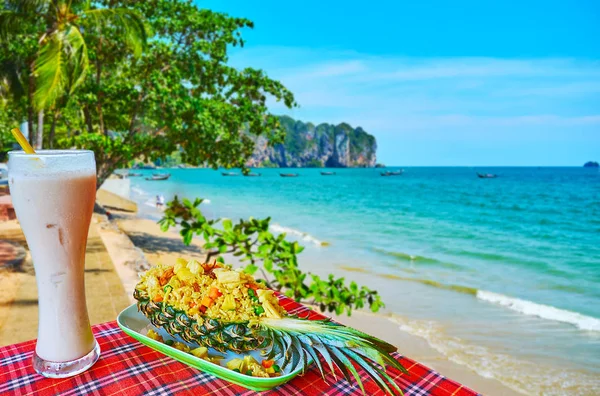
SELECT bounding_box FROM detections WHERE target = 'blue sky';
[200,0,599,165]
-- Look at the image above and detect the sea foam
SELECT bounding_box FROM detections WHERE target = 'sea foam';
[476,290,600,332]
[390,314,599,395]
[131,187,147,196]
[269,224,326,247]
[339,264,600,332]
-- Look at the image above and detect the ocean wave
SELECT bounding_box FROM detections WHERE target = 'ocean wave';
[373,248,439,263]
[131,187,148,196]
[372,248,465,270]
[270,224,328,247]
[455,249,508,262]
[340,265,600,331]
[476,290,600,332]
[453,249,577,278]
[389,315,599,395]
[339,266,477,295]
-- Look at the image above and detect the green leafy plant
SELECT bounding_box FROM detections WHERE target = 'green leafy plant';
[0,0,146,149]
[306,158,324,168]
[2,0,295,185]
[158,196,384,316]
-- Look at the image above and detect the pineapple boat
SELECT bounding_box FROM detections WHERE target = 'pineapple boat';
[134,259,407,394]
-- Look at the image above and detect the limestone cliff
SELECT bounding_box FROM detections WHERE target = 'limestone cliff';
[247,116,377,168]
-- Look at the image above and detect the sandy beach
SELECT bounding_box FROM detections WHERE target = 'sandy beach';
[94,190,515,395]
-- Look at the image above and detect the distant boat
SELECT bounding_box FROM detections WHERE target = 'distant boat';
[477,172,497,179]
[280,173,299,177]
[381,170,403,176]
[146,173,170,181]
[320,171,336,176]
[128,172,143,177]
[221,172,239,176]
[244,172,261,177]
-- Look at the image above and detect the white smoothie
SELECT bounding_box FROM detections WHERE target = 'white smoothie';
[9,151,97,362]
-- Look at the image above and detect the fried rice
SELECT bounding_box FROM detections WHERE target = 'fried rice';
[135,260,286,324]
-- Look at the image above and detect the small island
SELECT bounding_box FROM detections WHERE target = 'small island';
[583,161,599,168]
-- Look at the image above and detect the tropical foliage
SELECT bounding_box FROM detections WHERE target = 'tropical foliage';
[158,197,384,315]
[1,0,384,315]
[0,0,146,149]
[1,0,295,185]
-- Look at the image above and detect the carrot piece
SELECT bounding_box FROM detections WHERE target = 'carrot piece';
[159,268,174,286]
[201,296,213,307]
[208,287,222,299]
[154,294,163,302]
[199,306,207,314]
[262,359,275,369]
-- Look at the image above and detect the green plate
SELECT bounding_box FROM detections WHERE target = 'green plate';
[117,303,307,391]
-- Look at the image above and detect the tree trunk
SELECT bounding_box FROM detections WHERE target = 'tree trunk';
[97,98,105,135]
[83,105,93,133]
[48,112,59,148]
[96,41,106,135]
[27,73,35,145]
[96,160,116,191]
[36,110,44,149]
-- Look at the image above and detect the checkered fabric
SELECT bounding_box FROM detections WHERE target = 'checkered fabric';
[0,296,480,396]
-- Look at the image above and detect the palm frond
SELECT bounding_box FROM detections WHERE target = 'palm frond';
[63,25,89,93]
[4,0,49,14]
[262,317,408,395]
[84,8,147,57]
[0,60,26,100]
[0,11,29,40]
[33,31,67,110]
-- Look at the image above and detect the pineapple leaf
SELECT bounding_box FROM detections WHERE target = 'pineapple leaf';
[265,333,283,360]
[327,346,366,394]
[261,317,407,394]
[326,345,352,383]
[344,348,401,395]
[313,343,338,381]
[349,345,386,368]
[290,336,306,372]
[303,343,327,381]
[345,348,404,395]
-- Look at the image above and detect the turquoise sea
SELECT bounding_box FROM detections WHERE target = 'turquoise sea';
[128,167,600,395]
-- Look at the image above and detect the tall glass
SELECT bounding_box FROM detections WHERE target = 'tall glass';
[8,150,100,378]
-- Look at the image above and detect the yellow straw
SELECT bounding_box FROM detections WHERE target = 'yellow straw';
[10,128,36,154]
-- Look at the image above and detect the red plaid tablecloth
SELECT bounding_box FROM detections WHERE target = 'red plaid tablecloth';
[0,297,479,396]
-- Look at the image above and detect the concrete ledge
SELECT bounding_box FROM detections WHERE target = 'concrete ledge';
[97,189,138,213]
[100,177,131,198]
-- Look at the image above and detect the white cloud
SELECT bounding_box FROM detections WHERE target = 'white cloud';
[230,46,600,163]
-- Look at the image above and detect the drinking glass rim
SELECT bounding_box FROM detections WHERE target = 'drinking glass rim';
[9,149,94,158]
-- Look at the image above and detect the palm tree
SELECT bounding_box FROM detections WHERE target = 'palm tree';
[0,0,146,148]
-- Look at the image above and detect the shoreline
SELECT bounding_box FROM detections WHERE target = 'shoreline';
[96,193,516,395]
[103,173,600,395]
